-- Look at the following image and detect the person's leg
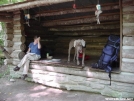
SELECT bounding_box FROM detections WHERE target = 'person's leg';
[21,60,30,79]
[21,54,40,79]
[14,54,30,71]
[22,60,30,75]
[14,53,40,71]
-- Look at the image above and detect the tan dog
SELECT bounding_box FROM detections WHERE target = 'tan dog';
[68,39,86,67]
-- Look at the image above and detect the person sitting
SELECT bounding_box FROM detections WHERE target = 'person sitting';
[13,35,41,79]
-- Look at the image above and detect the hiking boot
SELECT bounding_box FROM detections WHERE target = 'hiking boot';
[21,74,28,80]
[13,66,20,71]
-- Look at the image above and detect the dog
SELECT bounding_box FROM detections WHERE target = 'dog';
[68,39,86,67]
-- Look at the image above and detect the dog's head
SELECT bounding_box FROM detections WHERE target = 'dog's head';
[74,39,85,53]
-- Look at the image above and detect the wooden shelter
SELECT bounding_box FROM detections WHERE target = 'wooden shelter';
[0,0,134,98]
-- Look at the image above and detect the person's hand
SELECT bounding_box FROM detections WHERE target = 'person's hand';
[38,37,40,42]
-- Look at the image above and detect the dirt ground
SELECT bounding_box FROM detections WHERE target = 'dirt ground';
[0,65,133,101]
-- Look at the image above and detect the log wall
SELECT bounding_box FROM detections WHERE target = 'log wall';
[121,0,134,73]
[42,2,120,57]
[4,11,26,65]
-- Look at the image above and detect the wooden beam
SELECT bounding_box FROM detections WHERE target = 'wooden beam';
[54,31,120,36]
[0,12,13,16]
[0,16,12,22]
[42,13,120,27]
[122,0,134,7]
[49,24,120,31]
[0,0,74,12]
[34,3,119,17]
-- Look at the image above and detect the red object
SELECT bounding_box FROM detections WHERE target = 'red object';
[73,3,76,9]
[79,53,90,60]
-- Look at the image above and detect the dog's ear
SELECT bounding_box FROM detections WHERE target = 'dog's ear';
[81,39,85,47]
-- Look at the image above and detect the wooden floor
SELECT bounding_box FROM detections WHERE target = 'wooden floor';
[31,55,120,73]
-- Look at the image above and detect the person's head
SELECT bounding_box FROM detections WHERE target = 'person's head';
[34,35,40,44]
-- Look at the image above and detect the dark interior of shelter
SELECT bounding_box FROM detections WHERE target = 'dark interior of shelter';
[23,0,120,72]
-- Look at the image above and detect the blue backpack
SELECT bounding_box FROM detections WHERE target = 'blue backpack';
[91,35,120,85]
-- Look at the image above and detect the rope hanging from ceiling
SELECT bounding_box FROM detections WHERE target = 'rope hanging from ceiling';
[95,0,102,24]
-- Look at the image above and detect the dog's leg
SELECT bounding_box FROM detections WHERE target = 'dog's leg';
[82,48,85,67]
[68,47,71,63]
[76,47,80,65]
[73,47,77,62]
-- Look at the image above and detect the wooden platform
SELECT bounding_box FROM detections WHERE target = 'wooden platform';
[30,55,120,73]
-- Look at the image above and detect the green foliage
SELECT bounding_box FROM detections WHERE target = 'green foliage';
[0,0,25,5]
[0,22,4,46]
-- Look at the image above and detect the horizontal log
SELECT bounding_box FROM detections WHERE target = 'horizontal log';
[123,23,134,27]
[122,48,134,59]
[0,16,12,22]
[55,43,104,48]
[35,3,119,17]
[122,0,134,7]
[55,37,108,43]
[4,40,13,47]
[5,23,13,28]
[10,50,25,60]
[123,14,134,23]
[25,29,45,33]
[13,20,23,25]
[13,31,25,35]
[49,24,120,32]
[123,37,134,46]
[123,26,134,36]
[13,10,21,14]
[13,26,24,30]
[54,32,120,36]
[122,62,134,73]
[0,12,13,16]
[123,6,134,14]
[42,14,120,27]
[55,49,102,56]
[13,14,21,21]
[13,36,26,43]
[4,34,13,40]
[13,43,26,51]
[0,0,74,12]
[122,58,134,63]
[5,28,13,34]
